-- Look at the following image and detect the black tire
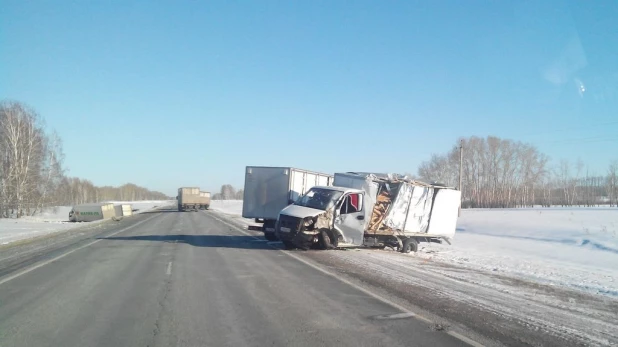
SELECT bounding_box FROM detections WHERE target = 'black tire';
[264,232,278,241]
[401,238,418,254]
[281,239,295,250]
[318,229,338,250]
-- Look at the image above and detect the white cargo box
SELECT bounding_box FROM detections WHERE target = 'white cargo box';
[334,172,461,240]
[114,204,133,217]
[70,203,116,222]
[179,187,200,195]
[242,166,333,220]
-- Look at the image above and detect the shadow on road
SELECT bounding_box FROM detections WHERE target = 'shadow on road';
[97,234,277,249]
[138,208,181,214]
[139,208,211,214]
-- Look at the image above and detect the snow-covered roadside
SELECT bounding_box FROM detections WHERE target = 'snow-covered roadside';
[209,201,618,298]
[417,208,618,297]
[209,200,254,227]
[0,200,175,245]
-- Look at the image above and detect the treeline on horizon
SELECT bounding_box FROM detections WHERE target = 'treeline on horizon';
[418,136,618,208]
[4,100,616,215]
[214,137,618,209]
[0,101,170,218]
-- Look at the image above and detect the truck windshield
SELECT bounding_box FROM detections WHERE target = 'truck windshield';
[295,188,343,211]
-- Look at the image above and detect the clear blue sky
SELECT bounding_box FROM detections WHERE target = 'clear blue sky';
[1,1,617,196]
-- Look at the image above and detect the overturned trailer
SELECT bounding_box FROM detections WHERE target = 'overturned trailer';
[275,172,461,252]
[114,204,133,218]
[69,203,116,222]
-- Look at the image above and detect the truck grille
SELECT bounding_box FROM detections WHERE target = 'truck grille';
[278,215,302,232]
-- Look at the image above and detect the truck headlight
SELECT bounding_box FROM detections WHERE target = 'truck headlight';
[304,218,314,227]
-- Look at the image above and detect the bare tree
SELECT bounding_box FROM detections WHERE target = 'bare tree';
[220,184,237,200]
[0,101,48,217]
[607,161,618,207]
[418,136,549,208]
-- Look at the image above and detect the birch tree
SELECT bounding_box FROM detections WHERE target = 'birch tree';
[418,136,549,208]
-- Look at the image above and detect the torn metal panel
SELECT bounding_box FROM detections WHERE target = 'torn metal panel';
[315,210,332,230]
[335,172,459,238]
[403,186,434,233]
[384,182,414,231]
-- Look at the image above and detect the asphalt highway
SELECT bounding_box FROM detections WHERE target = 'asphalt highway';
[0,208,471,347]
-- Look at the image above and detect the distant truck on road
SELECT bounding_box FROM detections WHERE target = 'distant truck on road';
[177,187,210,211]
[275,172,461,252]
[242,166,333,241]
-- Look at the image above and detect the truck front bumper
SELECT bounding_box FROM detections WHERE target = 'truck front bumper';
[277,231,316,249]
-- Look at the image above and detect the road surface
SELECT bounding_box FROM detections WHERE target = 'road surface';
[0,208,475,347]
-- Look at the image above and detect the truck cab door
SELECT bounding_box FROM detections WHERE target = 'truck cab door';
[333,193,365,246]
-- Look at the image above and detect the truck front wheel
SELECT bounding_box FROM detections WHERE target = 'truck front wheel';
[318,229,338,250]
[281,239,295,250]
[401,238,418,253]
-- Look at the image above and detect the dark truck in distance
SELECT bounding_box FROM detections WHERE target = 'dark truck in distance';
[242,166,333,241]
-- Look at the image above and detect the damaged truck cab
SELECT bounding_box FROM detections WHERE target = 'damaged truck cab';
[275,172,462,253]
[275,186,366,250]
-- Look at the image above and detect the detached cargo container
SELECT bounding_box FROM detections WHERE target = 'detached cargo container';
[199,191,211,210]
[242,166,333,241]
[69,203,116,222]
[114,204,133,218]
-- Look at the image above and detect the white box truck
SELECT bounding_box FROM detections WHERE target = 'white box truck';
[275,172,461,251]
[69,203,116,222]
[242,166,333,241]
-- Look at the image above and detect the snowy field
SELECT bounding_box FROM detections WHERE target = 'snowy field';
[0,200,175,246]
[210,200,618,297]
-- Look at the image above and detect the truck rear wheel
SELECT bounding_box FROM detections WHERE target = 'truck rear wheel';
[401,238,418,253]
[264,232,278,241]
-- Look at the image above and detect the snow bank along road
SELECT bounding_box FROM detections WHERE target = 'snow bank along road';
[0,200,175,245]
[0,207,475,347]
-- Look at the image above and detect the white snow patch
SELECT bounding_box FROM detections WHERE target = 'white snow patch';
[210,200,244,216]
[417,208,618,297]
